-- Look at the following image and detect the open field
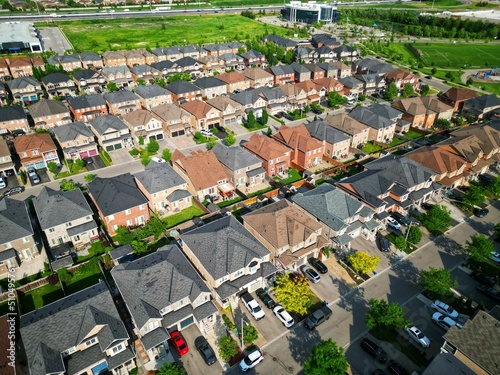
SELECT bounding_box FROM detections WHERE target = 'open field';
[471,81,500,95]
[412,43,500,69]
[54,15,292,53]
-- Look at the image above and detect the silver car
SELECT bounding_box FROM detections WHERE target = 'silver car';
[300,265,321,283]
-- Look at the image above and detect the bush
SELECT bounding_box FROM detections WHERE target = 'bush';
[146,139,160,153]
[222,314,235,331]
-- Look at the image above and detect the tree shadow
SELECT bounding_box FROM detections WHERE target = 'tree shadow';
[285,324,322,367]
[336,283,366,313]
[387,256,421,285]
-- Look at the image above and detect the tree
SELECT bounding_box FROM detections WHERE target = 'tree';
[495,222,500,238]
[224,132,236,146]
[60,179,77,191]
[420,204,451,233]
[84,174,95,183]
[246,111,257,128]
[207,137,217,149]
[488,176,500,197]
[107,82,118,92]
[420,267,457,297]
[140,152,151,166]
[304,339,348,375]
[358,93,366,101]
[146,138,160,153]
[274,273,315,316]
[420,84,430,96]
[401,83,415,98]
[115,226,136,245]
[406,226,422,245]
[365,298,408,330]
[156,362,186,375]
[462,184,485,208]
[347,252,380,275]
[464,233,494,260]
[260,109,269,125]
[162,148,172,163]
[218,336,238,362]
[242,323,258,345]
[327,91,348,109]
[393,235,407,251]
[431,67,437,75]
[46,161,58,175]
[383,82,399,101]
[466,77,474,85]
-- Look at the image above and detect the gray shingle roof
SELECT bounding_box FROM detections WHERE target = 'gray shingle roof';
[87,173,148,216]
[339,76,363,88]
[338,169,392,208]
[52,121,94,142]
[173,56,202,68]
[28,99,69,118]
[212,143,261,171]
[41,73,71,85]
[103,90,139,104]
[290,62,310,74]
[253,87,286,102]
[112,245,210,330]
[109,244,134,261]
[305,120,350,145]
[90,115,128,136]
[167,189,191,202]
[73,69,101,81]
[0,198,33,244]
[32,187,93,230]
[20,282,129,375]
[263,35,297,48]
[269,65,294,76]
[348,106,394,130]
[8,76,40,90]
[130,64,161,76]
[103,66,131,76]
[134,84,170,99]
[230,90,261,106]
[0,105,27,122]
[194,76,226,90]
[166,80,200,95]
[68,93,106,110]
[367,102,403,120]
[134,161,187,194]
[181,215,271,280]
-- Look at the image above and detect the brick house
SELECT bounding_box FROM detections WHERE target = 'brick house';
[206,96,243,127]
[439,87,479,113]
[102,66,135,88]
[242,68,274,89]
[68,94,108,122]
[41,72,76,98]
[242,133,292,177]
[180,100,221,133]
[166,80,202,103]
[216,72,252,93]
[52,121,99,160]
[134,84,173,110]
[29,99,72,130]
[151,103,193,138]
[323,113,369,149]
[123,109,165,144]
[89,115,132,152]
[103,90,141,116]
[0,105,29,135]
[7,76,43,104]
[305,120,352,160]
[13,133,60,169]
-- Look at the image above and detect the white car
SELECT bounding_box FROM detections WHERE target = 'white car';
[405,326,430,348]
[386,216,401,230]
[490,252,500,263]
[239,349,264,372]
[151,156,166,163]
[0,176,6,189]
[273,305,294,328]
[431,300,458,319]
[432,312,463,331]
[27,168,40,185]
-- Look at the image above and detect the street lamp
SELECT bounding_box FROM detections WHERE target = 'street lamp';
[241,318,249,348]
[405,221,415,242]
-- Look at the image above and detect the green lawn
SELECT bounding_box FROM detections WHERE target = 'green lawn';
[275,168,302,184]
[404,130,424,140]
[19,284,64,313]
[413,43,500,69]
[217,196,243,208]
[471,81,500,96]
[54,15,292,53]
[163,203,205,229]
[99,149,112,166]
[64,260,103,295]
[387,137,407,148]
[361,142,384,154]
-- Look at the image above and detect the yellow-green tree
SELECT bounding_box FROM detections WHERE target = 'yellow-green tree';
[348,252,380,275]
[274,273,315,316]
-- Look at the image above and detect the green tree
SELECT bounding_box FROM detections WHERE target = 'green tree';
[358,93,366,101]
[462,184,485,208]
[431,67,437,75]
[71,158,85,173]
[224,132,236,146]
[488,176,500,197]
[218,336,238,362]
[420,267,457,297]
[140,152,151,166]
[464,233,494,260]
[274,273,315,316]
[436,118,451,129]
[495,222,500,238]
[347,252,380,275]
[57,268,72,283]
[115,226,136,245]
[107,82,118,92]
[46,161,58,175]
[393,235,407,251]
[156,361,186,375]
[246,111,257,128]
[260,109,269,125]
[466,77,474,85]
[84,174,95,183]
[365,298,408,330]
[162,148,172,163]
[304,339,348,375]
[383,82,399,101]
[420,204,451,234]
[406,226,422,245]
[207,137,217,149]
[137,79,147,86]
[327,91,348,109]
[60,179,77,191]
[146,138,160,153]
[242,323,258,345]
[401,83,415,98]
[420,84,430,96]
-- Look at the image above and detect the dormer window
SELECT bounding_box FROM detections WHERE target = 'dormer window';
[84,337,98,348]
[248,261,258,275]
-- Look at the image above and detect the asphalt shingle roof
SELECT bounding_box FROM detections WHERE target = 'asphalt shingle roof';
[90,115,128,136]
[68,93,106,110]
[348,106,395,130]
[52,121,94,142]
[0,105,27,121]
[134,161,187,194]
[134,84,171,99]
[305,120,350,145]
[28,99,69,118]
[166,80,200,95]
[103,90,139,104]
[0,198,33,244]
[212,143,261,171]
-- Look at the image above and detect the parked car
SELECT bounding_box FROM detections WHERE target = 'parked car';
[194,336,216,365]
[490,252,500,263]
[273,305,294,328]
[432,312,462,331]
[388,360,409,375]
[239,348,264,372]
[421,202,434,210]
[304,305,332,329]
[431,300,458,318]
[376,231,391,252]
[391,212,410,226]
[473,207,489,218]
[478,174,495,183]
[405,326,430,348]
[256,288,276,309]
[241,293,265,320]
[360,338,388,364]
[470,272,495,287]
[308,257,328,274]
[476,285,500,301]
[300,265,321,283]
[170,331,188,356]
[447,194,463,202]
[386,216,401,230]
[83,157,93,165]
[3,185,25,196]
[27,168,40,185]
[0,176,6,189]
[151,156,166,163]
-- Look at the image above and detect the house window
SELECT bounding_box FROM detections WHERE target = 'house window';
[108,214,115,221]
[139,204,145,210]
[32,150,38,155]
[62,347,76,357]
[49,228,55,233]
[84,337,97,347]
[23,237,29,243]
[125,209,131,215]
[66,222,72,227]
[111,343,125,356]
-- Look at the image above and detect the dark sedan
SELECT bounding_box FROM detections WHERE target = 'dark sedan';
[476,285,500,301]
[474,207,489,218]
[256,288,276,309]
[308,257,328,274]
[194,336,216,365]
[470,272,495,287]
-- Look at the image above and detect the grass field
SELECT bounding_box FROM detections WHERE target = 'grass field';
[54,15,292,53]
[472,81,500,95]
[412,43,500,69]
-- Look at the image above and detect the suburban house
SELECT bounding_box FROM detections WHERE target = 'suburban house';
[5,57,34,78]
[89,115,133,152]
[180,215,277,309]
[122,109,165,144]
[13,133,60,169]
[47,54,82,71]
[311,34,341,48]
[263,35,297,50]
[151,103,193,138]
[462,94,500,120]
[103,51,127,67]
[391,97,438,129]
[73,69,106,93]
[0,138,15,176]
[68,94,108,122]
[111,245,217,365]
[439,87,479,113]
[28,99,72,129]
[294,80,322,105]
[317,62,339,78]
[367,103,410,134]
[165,80,202,103]
[0,105,29,134]
[243,199,330,269]
[348,106,397,144]
[180,100,221,132]
[171,149,235,202]
[352,59,395,76]
[7,76,43,104]
[216,72,252,93]
[273,124,325,169]
[171,57,204,77]
[339,76,364,99]
[323,113,369,149]
[134,161,192,217]
[291,62,313,82]
[212,143,267,192]
[134,84,173,110]
[41,73,76,98]
[218,53,245,71]
[292,183,378,250]
[281,83,308,110]
[52,121,99,160]
[197,55,225,75]
[87,173,150,236]
[268,65,295,86]
[305,120,352,160]
[295,47,318,64]
[243,133,292,177]
[333,44,358,62]
[193,76,227,99]
[254,86,288,115]
[151,60,179,77]
[0,198,38,278]
[77,52,104,69]
[20,282,136,375]
[302,63,326,81]
[0,82,7,106]
[130,65,162,83]
[240,49,267,67]
[450,122,500,164]
[103,90,141,116]
[357,74,385,96]
[330,61,351,79]
[206,96,243,127]
[420,96,455,122]
[33,186,99,250]
[230,90,267,119]
[312,77,344,96]
[384,69,420,91]
[102,66,135,88]
[242,67,275,89]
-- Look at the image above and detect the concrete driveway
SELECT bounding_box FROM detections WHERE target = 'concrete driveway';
[350,235,393,274]
[108,148,133,165]
[85,156,106,171]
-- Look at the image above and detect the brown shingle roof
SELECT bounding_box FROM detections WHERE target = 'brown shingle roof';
[405,146,467,174]
[122,109,155,127]
[180,100,217,119]
[323,113,368,136]
[274,124,324,153]
[243,133,291,161]
[441,87,479,102]
[13,133,56,153]
[242,68,273,81]
[216,72,249,84]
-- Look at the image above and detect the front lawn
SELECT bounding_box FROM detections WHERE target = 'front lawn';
[99,149,112,166]
[163,204,205,229]
[18,283,64,313]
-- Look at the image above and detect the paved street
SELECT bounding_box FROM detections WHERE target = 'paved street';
[226,201,500,375]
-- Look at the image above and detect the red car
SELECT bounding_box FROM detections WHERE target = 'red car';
[170,331,189,356]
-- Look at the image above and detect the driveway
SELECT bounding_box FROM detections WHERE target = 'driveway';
[350,235,393,274]
[0,175,22,195]
[108,148,133,165]
[85,156,106,171]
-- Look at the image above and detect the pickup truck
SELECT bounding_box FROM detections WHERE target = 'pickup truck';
[304,305,332,329]
[241,293,265,320]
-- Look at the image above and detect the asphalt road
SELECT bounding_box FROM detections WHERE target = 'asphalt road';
[226,200,500,375]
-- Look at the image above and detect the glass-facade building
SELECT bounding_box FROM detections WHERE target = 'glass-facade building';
[281,1,341,24]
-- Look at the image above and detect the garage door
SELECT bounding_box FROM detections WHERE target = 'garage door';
[156,134,164,140]
[114,143,122,150]
[80,151,89,158]
[106,145,114,152]
[89,149,98,157]
[179,316,194,330]
[171,130,185,138]
[35,162,45,169]
[247,280,261,293]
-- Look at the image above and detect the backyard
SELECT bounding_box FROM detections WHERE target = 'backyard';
[163,204,206,228]
[18,283,64,313]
